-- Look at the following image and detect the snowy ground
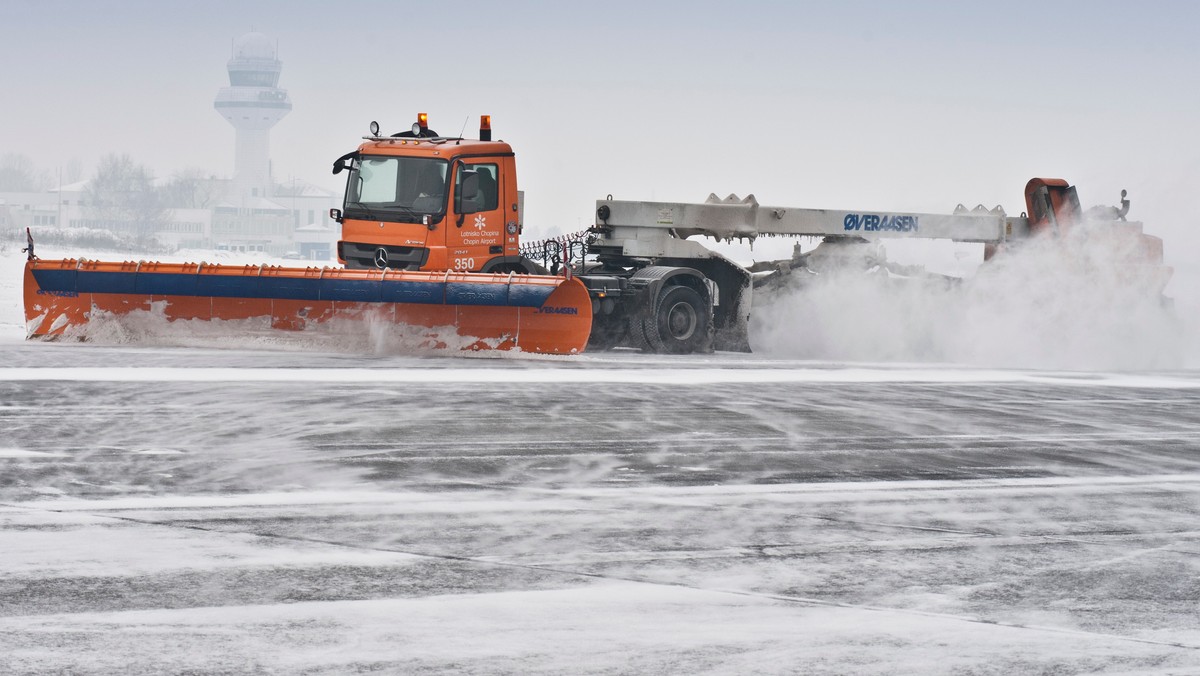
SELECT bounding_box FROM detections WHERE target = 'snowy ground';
[3,247,1200,674]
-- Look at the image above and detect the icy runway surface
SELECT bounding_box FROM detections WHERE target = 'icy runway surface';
[3,343,1200,674]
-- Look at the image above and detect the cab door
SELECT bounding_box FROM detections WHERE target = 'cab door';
[446,159,506,271]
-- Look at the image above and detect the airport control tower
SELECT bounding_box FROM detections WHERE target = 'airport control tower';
[213,32,291,202]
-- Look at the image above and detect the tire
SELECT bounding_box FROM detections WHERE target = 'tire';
[628,314,653,352]
[641,285,711,354]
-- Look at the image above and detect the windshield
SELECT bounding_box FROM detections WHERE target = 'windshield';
[342,155,449,223]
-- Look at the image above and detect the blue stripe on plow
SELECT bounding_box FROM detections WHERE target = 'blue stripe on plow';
[32,268,559,308]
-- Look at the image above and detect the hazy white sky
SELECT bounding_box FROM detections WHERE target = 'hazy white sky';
[3,0,1198,258]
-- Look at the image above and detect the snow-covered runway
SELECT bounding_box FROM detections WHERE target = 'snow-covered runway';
[2,342,1199,673]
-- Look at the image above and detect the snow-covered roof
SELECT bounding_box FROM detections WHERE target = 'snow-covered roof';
[49,180,90,193]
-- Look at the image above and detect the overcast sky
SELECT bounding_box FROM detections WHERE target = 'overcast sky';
[3,0,1198,272]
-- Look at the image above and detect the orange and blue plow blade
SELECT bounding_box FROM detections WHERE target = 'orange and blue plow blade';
[24,259,593,354]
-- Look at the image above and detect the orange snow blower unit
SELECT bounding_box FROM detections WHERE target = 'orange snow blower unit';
[23,114,593,354]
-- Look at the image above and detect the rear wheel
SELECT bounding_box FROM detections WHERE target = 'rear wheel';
[639,285,711,354]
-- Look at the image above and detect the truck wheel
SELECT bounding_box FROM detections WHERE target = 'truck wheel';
[641,285,711,354]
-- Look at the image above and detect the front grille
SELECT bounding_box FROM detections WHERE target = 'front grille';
[339,242,430,270]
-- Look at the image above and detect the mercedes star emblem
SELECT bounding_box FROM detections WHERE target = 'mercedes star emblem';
[374,248,389,268]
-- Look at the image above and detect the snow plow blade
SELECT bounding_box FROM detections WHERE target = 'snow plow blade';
[23,259,593,354]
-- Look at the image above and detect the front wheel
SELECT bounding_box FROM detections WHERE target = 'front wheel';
[639,285,712,354]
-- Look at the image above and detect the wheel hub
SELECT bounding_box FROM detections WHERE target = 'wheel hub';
[666,301,697,340]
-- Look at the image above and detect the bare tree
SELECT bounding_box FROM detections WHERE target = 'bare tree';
[62,158,84,186]
[0,154,51,191]
[161,167,221,208]
[85,154,170,244]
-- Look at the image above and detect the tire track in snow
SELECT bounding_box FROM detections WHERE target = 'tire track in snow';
[6,489,1199,654]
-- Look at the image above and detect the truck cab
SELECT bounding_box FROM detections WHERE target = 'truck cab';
[332,115,528,273]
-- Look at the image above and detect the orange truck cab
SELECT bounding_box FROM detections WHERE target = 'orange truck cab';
[331,114,532,275]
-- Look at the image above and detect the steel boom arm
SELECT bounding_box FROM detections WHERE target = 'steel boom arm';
[594,195,1027,257]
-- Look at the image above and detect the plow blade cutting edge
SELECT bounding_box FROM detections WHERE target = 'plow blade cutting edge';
[23,259,593,354]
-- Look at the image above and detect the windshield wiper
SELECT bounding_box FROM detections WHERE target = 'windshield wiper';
[347,201,379,220]
[351,201,424,221]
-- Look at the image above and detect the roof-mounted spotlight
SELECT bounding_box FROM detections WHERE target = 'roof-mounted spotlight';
[369,120,380,137]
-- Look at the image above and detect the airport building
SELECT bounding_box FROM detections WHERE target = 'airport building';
[3,32,337,260]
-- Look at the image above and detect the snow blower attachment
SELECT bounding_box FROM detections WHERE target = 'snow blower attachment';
[21,112,1173,356]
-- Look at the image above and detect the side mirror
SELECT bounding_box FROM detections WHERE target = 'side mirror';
[329,208,342,223]
[331,151,359,175]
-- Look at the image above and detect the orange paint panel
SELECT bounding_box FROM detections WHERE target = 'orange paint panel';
[161,296,212,322]
[326,301,389,323]
[513,278,593,354]
[293,301,336,324]
[23,262,89,336]
[456,305,520,350]
[212,297,274,321]
[393,303,457,329]
[91,293,151,316]
[268,299,314,331]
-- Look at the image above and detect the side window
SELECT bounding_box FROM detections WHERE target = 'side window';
[457,163,499,215]
[476,164,498,211]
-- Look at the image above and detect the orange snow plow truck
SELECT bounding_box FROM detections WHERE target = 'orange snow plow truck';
[23,114,593,354]
[23,113,1172,355]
